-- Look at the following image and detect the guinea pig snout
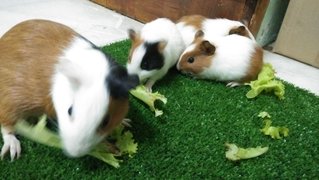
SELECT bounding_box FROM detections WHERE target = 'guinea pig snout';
[64,149,86,158]
[60,129,104,158]
[179,69,193,76]
[176,60,187,72]
[63,142,94,158]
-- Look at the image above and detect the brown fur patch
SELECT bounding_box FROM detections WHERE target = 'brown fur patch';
[177,15,205,30]
[98,97,129,136]
[157,40,167,53]
[241,46,264,83]
[229,26,252,39]
[178,38,213,75]
[0,19,76,128]
[128,32,143,63]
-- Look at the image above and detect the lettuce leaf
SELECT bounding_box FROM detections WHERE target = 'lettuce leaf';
[109,124,138,157]
[15,115,137,168]
[258,111,271,119]
[261,119,289,139]
[258,111,289,139]
[246,63,285,99]
[130,85,167,117]
[116,131,138,157]
[225,143,269,161]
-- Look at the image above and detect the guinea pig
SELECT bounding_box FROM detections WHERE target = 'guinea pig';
[176,30,263,87]
[127,18,185,91]
[176,15,255,47]
[0,19,139,160]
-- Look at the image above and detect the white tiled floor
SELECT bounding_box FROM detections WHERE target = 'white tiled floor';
[0,0,143,46]
[1,0,318,96]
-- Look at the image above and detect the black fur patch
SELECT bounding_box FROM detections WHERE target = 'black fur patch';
[85,37,138,99]
[106,61,139,99]
[140,42,164,70]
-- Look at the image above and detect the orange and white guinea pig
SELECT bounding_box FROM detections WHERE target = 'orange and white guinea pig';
[176,30,263,87]
[176,15,255,47]
[127,18,185,91]
[0,19,139,160]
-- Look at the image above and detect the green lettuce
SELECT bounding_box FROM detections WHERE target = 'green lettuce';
[15,115,137,168]
[258,111,289,139]
[130,85,167,117]
[246,63,285,99]
[261,119,289,139]
[225,143,269,161]
[258,111,271,119]
[110,125,138,157]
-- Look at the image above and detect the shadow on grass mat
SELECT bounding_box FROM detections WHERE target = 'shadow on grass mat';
[1,40,318,179]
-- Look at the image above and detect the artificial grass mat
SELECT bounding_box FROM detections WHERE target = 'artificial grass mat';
[1,40,319,179]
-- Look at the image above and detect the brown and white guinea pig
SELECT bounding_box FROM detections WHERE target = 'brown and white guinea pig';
[176,30,263,87]
[0,19,139,160]
[127,18,185,91]
[176,15,255,47]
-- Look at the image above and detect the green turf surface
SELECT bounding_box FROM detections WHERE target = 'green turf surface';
[1,40,319,178]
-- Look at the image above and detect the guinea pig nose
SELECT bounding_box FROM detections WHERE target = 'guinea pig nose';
[186,72,193,76]
[181,70,192,76]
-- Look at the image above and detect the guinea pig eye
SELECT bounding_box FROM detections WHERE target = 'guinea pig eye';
[68,106,73,116]
[187,57,195,63]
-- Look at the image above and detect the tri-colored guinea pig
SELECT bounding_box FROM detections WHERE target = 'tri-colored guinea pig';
[0,19,139,160]
[127,18,185,91]
[177,30,263,87]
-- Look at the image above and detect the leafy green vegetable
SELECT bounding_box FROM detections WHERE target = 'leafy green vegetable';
[15,115,62,148]
[258,111,289,139]
[225,143,269,161]
[130,85,167,117]
[246,63,285,99]
[109,124,138,157]
[261,119,289,139]
[89,143,122,168]
[116,131,138,157]
[15,115,137,168]
[258,111,271,119]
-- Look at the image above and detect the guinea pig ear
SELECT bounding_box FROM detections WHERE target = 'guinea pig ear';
[194,30,204,40]
[157,40,167,53]
[229,26,246,36]
[200,40,215,56]
[128,29,138,42]
[107,63,139,99]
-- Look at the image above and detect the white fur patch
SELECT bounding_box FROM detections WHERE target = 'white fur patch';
[51,36,110,157]
[202,18,255,41]
[177,18,255,49]
[176,22,198,47]
[200,35,256,81]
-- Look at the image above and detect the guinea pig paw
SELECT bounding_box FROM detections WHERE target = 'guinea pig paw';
[106,141,120,155]
[1,134,21,161]
[122,118,132,127]
[226,82,241,88]
[145,80,155,93]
